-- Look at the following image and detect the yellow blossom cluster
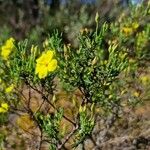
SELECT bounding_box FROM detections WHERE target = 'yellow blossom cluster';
[1,37,15,60]
[0,102,9,113]
[5,84,14,93]
[122,22,139,36]
[35,50,57,79]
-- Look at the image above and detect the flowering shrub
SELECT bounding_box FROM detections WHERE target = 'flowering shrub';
[0,17,128,149]
[0,2,150,149]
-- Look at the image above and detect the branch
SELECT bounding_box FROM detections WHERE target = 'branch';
[57,125,79,150]
[25,80,76,126]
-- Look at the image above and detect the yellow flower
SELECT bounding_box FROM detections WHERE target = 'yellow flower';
[35,50,57,79]
[122,27,133,35]
[0,103,9,113]
[132,22,139,30]
[140,75,150,85]
[1,37,15,60]
[1,103,9,110]
[5,84,14,93]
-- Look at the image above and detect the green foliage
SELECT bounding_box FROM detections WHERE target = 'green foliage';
[36,109,63,149]
[75,106,94,146]
[0,26,12,44]
[0,132,5,150]
[0,1,150,149]
[57,22,127,110]
[0,113,8,125]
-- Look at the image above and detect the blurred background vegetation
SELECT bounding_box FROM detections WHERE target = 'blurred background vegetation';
[0,0,146,45]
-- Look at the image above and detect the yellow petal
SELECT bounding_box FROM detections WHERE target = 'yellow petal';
[36,53,47,64]
[35,64,42,74]
[47,59,57,72]
[38,67,48,79]
[5,84,14,93]
[0,107,6,113]
[1,46,11,59]
[122,27,133,35]
[45,50,54,61]
[5,37,15,49]
[36,50,54,65]
[1,103,9,110]
[1,38,15,59]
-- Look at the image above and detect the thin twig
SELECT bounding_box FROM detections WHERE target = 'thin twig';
[25,81,76,126]
[28,86,31,109]
[35,98,46,114]
[38,130,43,150]
[57,125,79,150]
[15,88,30,112]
